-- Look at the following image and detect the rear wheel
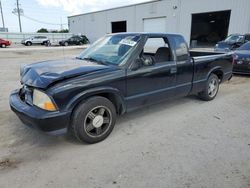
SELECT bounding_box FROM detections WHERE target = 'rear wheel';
[1,44,6,48]
[198,73,219,101]
[64,42,68,46]
[45,40,51,46]
[71,96,116,144]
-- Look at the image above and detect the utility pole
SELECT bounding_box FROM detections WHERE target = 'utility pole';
[60,16,63,31]
[16,0,22,32]
[0,0,5,29]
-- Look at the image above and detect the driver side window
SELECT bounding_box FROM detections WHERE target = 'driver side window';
[144,38,167,53]
[139,37,172,67]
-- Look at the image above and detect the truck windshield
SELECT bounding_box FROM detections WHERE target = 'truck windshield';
[77,34,141,65]
[225,35,244,43]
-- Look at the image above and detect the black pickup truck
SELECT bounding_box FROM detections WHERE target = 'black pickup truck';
[10,33,233,143]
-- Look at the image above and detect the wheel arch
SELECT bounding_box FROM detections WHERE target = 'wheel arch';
[67,87,126,116]
[26,41,32,45]
[207,67,224,83]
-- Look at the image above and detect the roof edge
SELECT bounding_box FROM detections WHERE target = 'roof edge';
[68,0,163,18]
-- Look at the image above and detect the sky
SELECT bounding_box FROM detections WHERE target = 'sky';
[0,0,148,32]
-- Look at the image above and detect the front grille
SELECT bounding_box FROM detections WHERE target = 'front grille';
[19,85,33,105]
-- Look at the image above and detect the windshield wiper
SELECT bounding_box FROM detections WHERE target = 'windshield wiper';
[76,56,112,65]
[82,57,109,65]
[83,57,98,62]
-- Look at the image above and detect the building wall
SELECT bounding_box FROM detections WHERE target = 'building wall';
[68,0,173,42]
[68,0,250,44]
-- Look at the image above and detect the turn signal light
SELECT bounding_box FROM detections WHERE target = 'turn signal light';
[44,102,56,111]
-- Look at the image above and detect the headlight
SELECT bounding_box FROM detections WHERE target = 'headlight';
[33,89,57,111]
[215,44,218,48]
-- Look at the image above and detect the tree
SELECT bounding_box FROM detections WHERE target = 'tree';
[37,28,48,33]
[50,29,69,33]
[59,29,69,33]
[36,28,69,33]
[51,30,58,33]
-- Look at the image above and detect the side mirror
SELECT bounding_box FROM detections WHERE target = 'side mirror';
[235,42,243,46]
[131,58,143,71]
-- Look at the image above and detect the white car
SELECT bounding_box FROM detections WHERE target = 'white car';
[21,36,50,46]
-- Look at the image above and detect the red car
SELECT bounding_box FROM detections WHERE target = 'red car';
[0,38,11,48]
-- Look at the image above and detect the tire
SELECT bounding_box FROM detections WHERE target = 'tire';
[44,40,50,46]
[64,42,68,46]
[26,41,32,46]
[198,73,219,101]
[46,41,51,47]
[79,41,83,45]
[1,44,6,48]
[71,96,117,144]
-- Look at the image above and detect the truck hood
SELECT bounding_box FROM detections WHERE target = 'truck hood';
[234,50,250,59]
[21,58,113,89]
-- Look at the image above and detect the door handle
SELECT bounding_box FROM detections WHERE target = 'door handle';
[170,67,177,74]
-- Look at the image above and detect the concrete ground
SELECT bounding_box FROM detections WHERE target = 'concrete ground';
[0,47,249,188]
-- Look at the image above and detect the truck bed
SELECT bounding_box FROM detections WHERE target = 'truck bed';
[190,50,225,57]
[190,50,233,63]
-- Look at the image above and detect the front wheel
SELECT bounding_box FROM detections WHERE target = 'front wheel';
[198,73,219,101]
[1,44,6,48]
[71,96,117,144]
[26,41,32,46]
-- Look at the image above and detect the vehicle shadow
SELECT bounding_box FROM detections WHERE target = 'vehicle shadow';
[1,94,210,164]
[233,73,250,78]
[114,95,203,130]
[5,95,204,150]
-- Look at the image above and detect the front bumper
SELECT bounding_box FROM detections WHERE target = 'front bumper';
[9,90,71,135]
[233,62,250,75]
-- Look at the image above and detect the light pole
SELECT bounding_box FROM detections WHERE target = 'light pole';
[0,0,5,29]
[16,0,22,32]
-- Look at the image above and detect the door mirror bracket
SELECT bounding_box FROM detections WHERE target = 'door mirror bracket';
[130,58,143,71]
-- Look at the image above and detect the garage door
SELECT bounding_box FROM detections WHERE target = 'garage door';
[143,17,166,33]
[190,10,231,47]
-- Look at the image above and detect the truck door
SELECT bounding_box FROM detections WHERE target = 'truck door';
[33,36,39,44]
[173,35,193,97]
[68,37,73,45]
[126,36,177,111]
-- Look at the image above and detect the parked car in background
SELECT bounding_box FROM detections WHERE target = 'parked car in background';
[0,38,11,48]
[59,35,89,46]
[10,33,233,144]
[21,36,50,46]
[215,33,250,52]
[233,42,250,74]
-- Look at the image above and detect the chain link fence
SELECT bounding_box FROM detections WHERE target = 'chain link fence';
[0,32,73,44]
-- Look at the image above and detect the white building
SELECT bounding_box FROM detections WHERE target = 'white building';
[68,0,250,46]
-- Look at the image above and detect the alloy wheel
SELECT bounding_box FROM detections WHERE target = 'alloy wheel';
[84,106,112,138]
[208,78,218,97]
